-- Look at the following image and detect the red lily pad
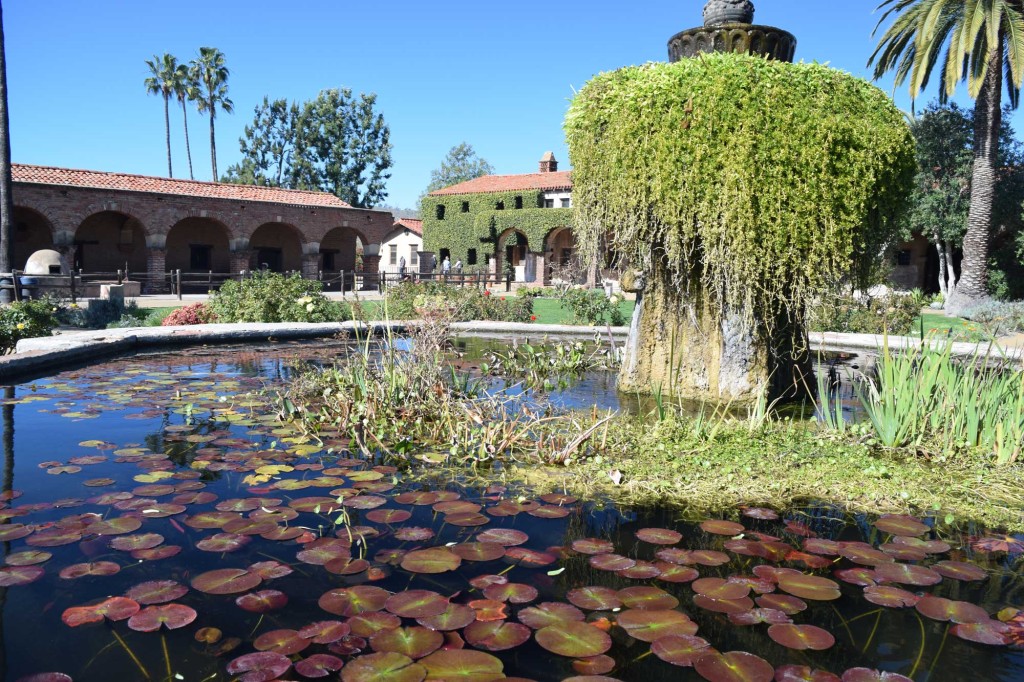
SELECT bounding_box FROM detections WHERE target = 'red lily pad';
[197,533,251,553]
[319,586,390,617]
[5,550,50,566]
[655,563,700,583]
[572,539,615,555]
[970,535,1024,554]
[573,654,615,675]
[616,610,697,642]
[536,621,612,657]
[651,634,712,667]
[417,604,477,631]
[394,527,435,542]
[951,621,1010,645]
[729,608,793,626]
[124,580,189,605]
[694,651,774,682]
[60,561,121,579]
[617,586,679,610]
[873,514,929,537]
[463,620,531,651]
[863,586,920,608]
[0,566,44,587]
[299,620,352,644]
[127,603,197,632]
[636,528,682,545]
[254,628,311,656]
[226,652,292,681]
[340,651,426,682]
[386,590,450,618]
[249,560,294,580]
[451,543,505,562]
[589,554,636,572]
[295,653,345,678]
[778,574,841,601]
[775,665,842,681]
[834,568,878,587]
[700,520,745,536]
[755,594,808,615]
[475,528,528,546]
[693,578,750,601]
[483,582,538,604]
[109,533,164,551]
[87,516,143,535]
[191,568,261,595]
[366,508,412,524]
[768,623,835,650]
[933,560,987,581]
[62,597,140,626]
[617,561,662,580]
[401,548,461,574]
[519,602,585,629]
[236,590,288,613]
[13,674,74,682]
[692,595,756,614]
[567,587,622,611]
[872,562,942,587]
[350,612,403,637]
[418,650,503,680]
[914,595,989,624]
[370,626,444,658]
[503,547,557,567]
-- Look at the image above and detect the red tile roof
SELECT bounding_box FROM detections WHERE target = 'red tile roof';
[394,218,423,235]
[12,163,352,208]
[429,170,573,196]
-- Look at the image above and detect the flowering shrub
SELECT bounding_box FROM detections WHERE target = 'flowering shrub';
[961,300,1024,336]
[162,303,218,326]
[807,294,918,335]
[382,282,533,322]
[0,300,60,354]
[208,272,344,323]
[560,288,628,326]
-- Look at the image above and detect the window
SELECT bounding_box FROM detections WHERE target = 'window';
[389,244,398,265]
[461,201,470,213]
[495,201,505,211]
[190,245,212,271]
[467,248,478,266]
[435,204,446,220]
[561,198,571,208]
[410,248,419,267]
[896,250,912,266]
[514,196,523,209]
[544,199,554,208]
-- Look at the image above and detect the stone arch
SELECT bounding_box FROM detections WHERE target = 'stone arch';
[166,216,231,272]
[12,206,55,270]
[497,228,536,283]
[249,222,305,273]
[74,210,148,273]
[320,226,367,272]
[543,226,578,284]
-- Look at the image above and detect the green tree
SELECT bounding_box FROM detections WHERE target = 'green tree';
[424,143,494,194]
[189,47,233,181]
[173,63,197,180]
[144,53,179,178]
[222,97,297,186]
[0,1,14,299]
[870,0,1024,313]
[904,101,1024,297]
[225,88,392,208]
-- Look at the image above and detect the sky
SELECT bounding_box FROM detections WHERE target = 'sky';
[3,0,1012,210]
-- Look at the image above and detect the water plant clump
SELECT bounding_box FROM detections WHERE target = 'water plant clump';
[482,339,619,391]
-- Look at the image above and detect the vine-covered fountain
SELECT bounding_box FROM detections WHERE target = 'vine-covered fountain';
[668,0,796,62]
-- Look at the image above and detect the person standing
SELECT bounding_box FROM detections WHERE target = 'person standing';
[399,255,406,278]
[442,256,451,277]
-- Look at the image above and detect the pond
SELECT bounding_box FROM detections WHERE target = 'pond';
[0,340,1019,682]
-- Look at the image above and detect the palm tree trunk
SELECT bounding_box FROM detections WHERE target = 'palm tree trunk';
[209,106,218,181]
[947,45,1003,314]
[164,95,172,178]
[181,100,194,180]
[0,3,14,303]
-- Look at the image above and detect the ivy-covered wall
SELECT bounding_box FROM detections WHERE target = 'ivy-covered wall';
[422,189,573,266]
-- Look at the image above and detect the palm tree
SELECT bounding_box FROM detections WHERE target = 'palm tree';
[144,53,179,178]
[173,64,196,180]
[190,47,233,181]
[870,0,1024,313]
[0,2,14,301]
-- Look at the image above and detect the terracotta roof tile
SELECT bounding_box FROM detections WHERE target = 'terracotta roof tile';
[429,170,573,196]
[12,163,352,208]
[394,218,423,235]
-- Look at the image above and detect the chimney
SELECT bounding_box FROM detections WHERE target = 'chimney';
[539,151,558,173]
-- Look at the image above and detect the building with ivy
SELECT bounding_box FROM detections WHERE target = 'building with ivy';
[422,152,577,284]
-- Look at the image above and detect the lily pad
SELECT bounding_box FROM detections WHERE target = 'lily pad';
[872,562,942,587]
[694,651,774,682]
[254,628,311,656]
[386,590,450,618]
[618,586,679,610]
[226,652,293,681]
[483,582,538,604]
[299,620,352,644]
[951,621,1010,645]
[127,603,197,632]
[863,586,920,609]
[755,594,808,615]
[371,626,444,658]
[873,514,929,537]
[60,561,121,579]
[589,554,636,572]
[191,568,262,595]
[693,578,750,601]
[319,586,391,617]
[124,580,189,605]
[0,565,44,587]
[933,560,987,582]
[651,634,712,667]
[536,621,612,657]
[701,520,745,536]
[616,610,697,642]
[295,653,345,679]
[518,602,585,629]
[417,604,477,631]
[840,669,913,682]
[464,620,531,651]
[767,623,835,650]
[62,597,140,626]
[572,539,615,555]
[236,590,288,613]
[778,574,841,601]
[475,528,528,546]
[451,542,506,562]
[728,608,793,626]
[636,528,682,545]
[418,649,504,681]
[349,612,403,637]
[340,651,425,682]
[401,548,462,574]
[567,587,622,611]
[775,665,842,681]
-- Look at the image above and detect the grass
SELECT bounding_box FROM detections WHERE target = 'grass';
[530,297,635,325]
[912,312,988,342]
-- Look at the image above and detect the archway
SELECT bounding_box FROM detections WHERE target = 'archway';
[12,207,54,270]
[166,217,231,272]
[74,211,147,273]
[497,229,534,283]
[320,226,366,272]
[544,226,578,284]
[249,223,304,273]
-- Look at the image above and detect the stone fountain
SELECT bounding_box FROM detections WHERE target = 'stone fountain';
[668,0,796,63]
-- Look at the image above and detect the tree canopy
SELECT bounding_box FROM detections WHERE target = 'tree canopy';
[423,143,494,196]
[224,89,392,208]
[565,53,916,329]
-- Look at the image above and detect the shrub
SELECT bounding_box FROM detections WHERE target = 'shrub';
[807,295,919,336]
[961,300,1024,335]
[162,303,218,326]
[209,272,344,323]
[0,300,60,354]
[560,288,627,326]
[382,282,533,323]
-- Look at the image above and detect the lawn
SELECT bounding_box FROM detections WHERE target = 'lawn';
[529,297,635,325]
[911,312,989,342]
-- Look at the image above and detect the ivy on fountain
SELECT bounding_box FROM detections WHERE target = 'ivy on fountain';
[422,189,573,262]
[564,53,916,333]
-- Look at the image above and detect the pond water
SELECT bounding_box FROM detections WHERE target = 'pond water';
[0,340,1019,682]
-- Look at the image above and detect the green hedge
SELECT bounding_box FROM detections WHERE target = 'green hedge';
[422,189,573,266]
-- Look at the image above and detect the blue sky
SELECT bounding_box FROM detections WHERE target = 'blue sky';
[4,1,1011,209]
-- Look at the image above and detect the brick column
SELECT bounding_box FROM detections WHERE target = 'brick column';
[301,254,320,280]
[230,250,252,275]
[144,249,168,294]
[361,255,380,290]
[533,253,546,286]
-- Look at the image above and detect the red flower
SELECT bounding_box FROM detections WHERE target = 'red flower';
[500,297,506,301]
[484,290,491,297]
[530,315,537,321]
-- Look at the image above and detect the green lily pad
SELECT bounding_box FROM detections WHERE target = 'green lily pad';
[418,650,503,681]
[319,586,390,617]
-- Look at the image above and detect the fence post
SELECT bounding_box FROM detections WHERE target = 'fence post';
[176,270,183,300]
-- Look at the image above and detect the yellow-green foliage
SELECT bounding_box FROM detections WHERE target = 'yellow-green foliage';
[422,189,572,264]
[565,53,916,327]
